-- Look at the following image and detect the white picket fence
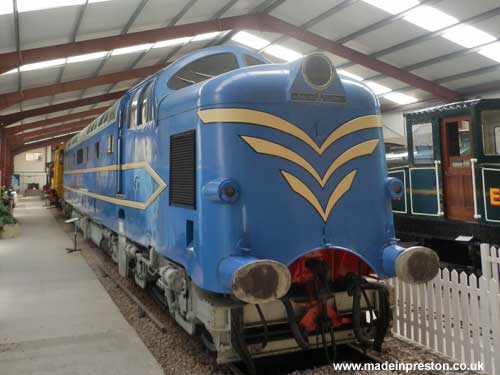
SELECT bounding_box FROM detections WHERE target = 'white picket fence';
[387,265,500,374]
[481,244,500,282]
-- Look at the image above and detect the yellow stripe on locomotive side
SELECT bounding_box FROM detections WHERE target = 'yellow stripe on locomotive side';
[63,161,167,210]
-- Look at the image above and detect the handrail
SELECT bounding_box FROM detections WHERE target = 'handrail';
[470,158,481,219]
[434,160,444,216]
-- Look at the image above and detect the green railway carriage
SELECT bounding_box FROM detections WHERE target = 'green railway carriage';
[388,99,500,269]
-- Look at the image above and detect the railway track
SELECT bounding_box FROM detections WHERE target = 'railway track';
[58,214,382,375]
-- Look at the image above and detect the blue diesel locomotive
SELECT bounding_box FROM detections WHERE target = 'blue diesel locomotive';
[62,46,438,367]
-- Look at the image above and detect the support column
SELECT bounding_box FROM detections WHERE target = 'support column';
[0,128,13,187]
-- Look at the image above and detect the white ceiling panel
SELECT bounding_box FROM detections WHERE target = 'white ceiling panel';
[270,0,345,27]
[0,72,19,94]
[21,69,60,90]
[473,14,500,40]
[129,0,186,31]
[61,60,103,81]
[412,53,495,81]
[353,19,428,55]
[309,1,389,41]
[379,37,463,69]
[99,54,139,75]
[444,69,500,91]
[77,0,139,38]
[0,14,15,53]
[178,0,224,24]
[223,0,267,17]
[51,91,82,104]
[19,7,79,49]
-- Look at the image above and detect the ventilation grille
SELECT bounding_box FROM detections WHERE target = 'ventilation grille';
[169,130,196,208]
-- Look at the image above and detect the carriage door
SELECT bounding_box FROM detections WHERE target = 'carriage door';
[440,115,475,221]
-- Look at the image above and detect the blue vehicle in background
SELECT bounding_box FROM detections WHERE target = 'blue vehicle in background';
[62,45,438,370]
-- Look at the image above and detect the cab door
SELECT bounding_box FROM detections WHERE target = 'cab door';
[440,115,475,221]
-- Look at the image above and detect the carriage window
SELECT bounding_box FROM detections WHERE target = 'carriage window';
[482,110,500,155]
[168,53,239,90]
[129,89,141,128]
[412,122,434,164]
[76,149,83,164]
[94,142,100,159]
[106,135,114,154]
[140,82,154,125]
[244,54,266,66]
[85,146,89,162]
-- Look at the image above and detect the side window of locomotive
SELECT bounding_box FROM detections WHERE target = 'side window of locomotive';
[168,53,239,90]
[129,89,141,128]
[244,54,266,66]
[76,149,83,165]
[412,122,434,164]
[106,135,114,154]
[482,110,500,155]
[94,142,100,159]
[140,82,154,125]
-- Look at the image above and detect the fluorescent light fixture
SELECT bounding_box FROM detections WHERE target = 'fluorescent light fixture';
[20,58,66,72]
[24,130,79,145]
[403,5,457,31]
[383,92,418,105]
[442,24,496,48]
[231,31,270,50]
[18,0,110,13]
[67,51,107,63]
[111,43,153,56]
[365,81,392,95]
[192,32,221,42]
[153,37,191,49]
[362,0,419,15]
[263,44,303,62]
[337,69,363,81]
[0,1,13,15]
[479,42,500,63]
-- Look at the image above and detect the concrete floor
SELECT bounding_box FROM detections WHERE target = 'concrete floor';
[0,197,164,375]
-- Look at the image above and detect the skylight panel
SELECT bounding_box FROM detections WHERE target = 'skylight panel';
[403,5,457,31]
[365,81,392,95]
[20,58,66,72]
[337,69,363,81]
[0,1,13,15]
[111,43,153,56]
[67,51,107,63]
[383,92,418,105]
[442,24,496,48]
[479,42,500,63]
[231,31,270,50]
[362,0,419,15]
[17,0,110,13]
[153,37,191,49]
[263,44,303,62]
[192,32,222,42]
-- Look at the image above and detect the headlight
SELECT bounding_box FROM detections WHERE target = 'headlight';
[302,53,334,90]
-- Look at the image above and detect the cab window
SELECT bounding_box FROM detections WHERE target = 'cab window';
[412,122,434,164]
[168,53,239,90]
[244,54,266,66]
[129,89,141,128]
[140,82,154,125]
[482,110,500,155]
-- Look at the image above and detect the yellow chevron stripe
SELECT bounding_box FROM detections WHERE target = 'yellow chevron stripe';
[281,170,357,222]
[198,108,381,155]
[242,136,378,188]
